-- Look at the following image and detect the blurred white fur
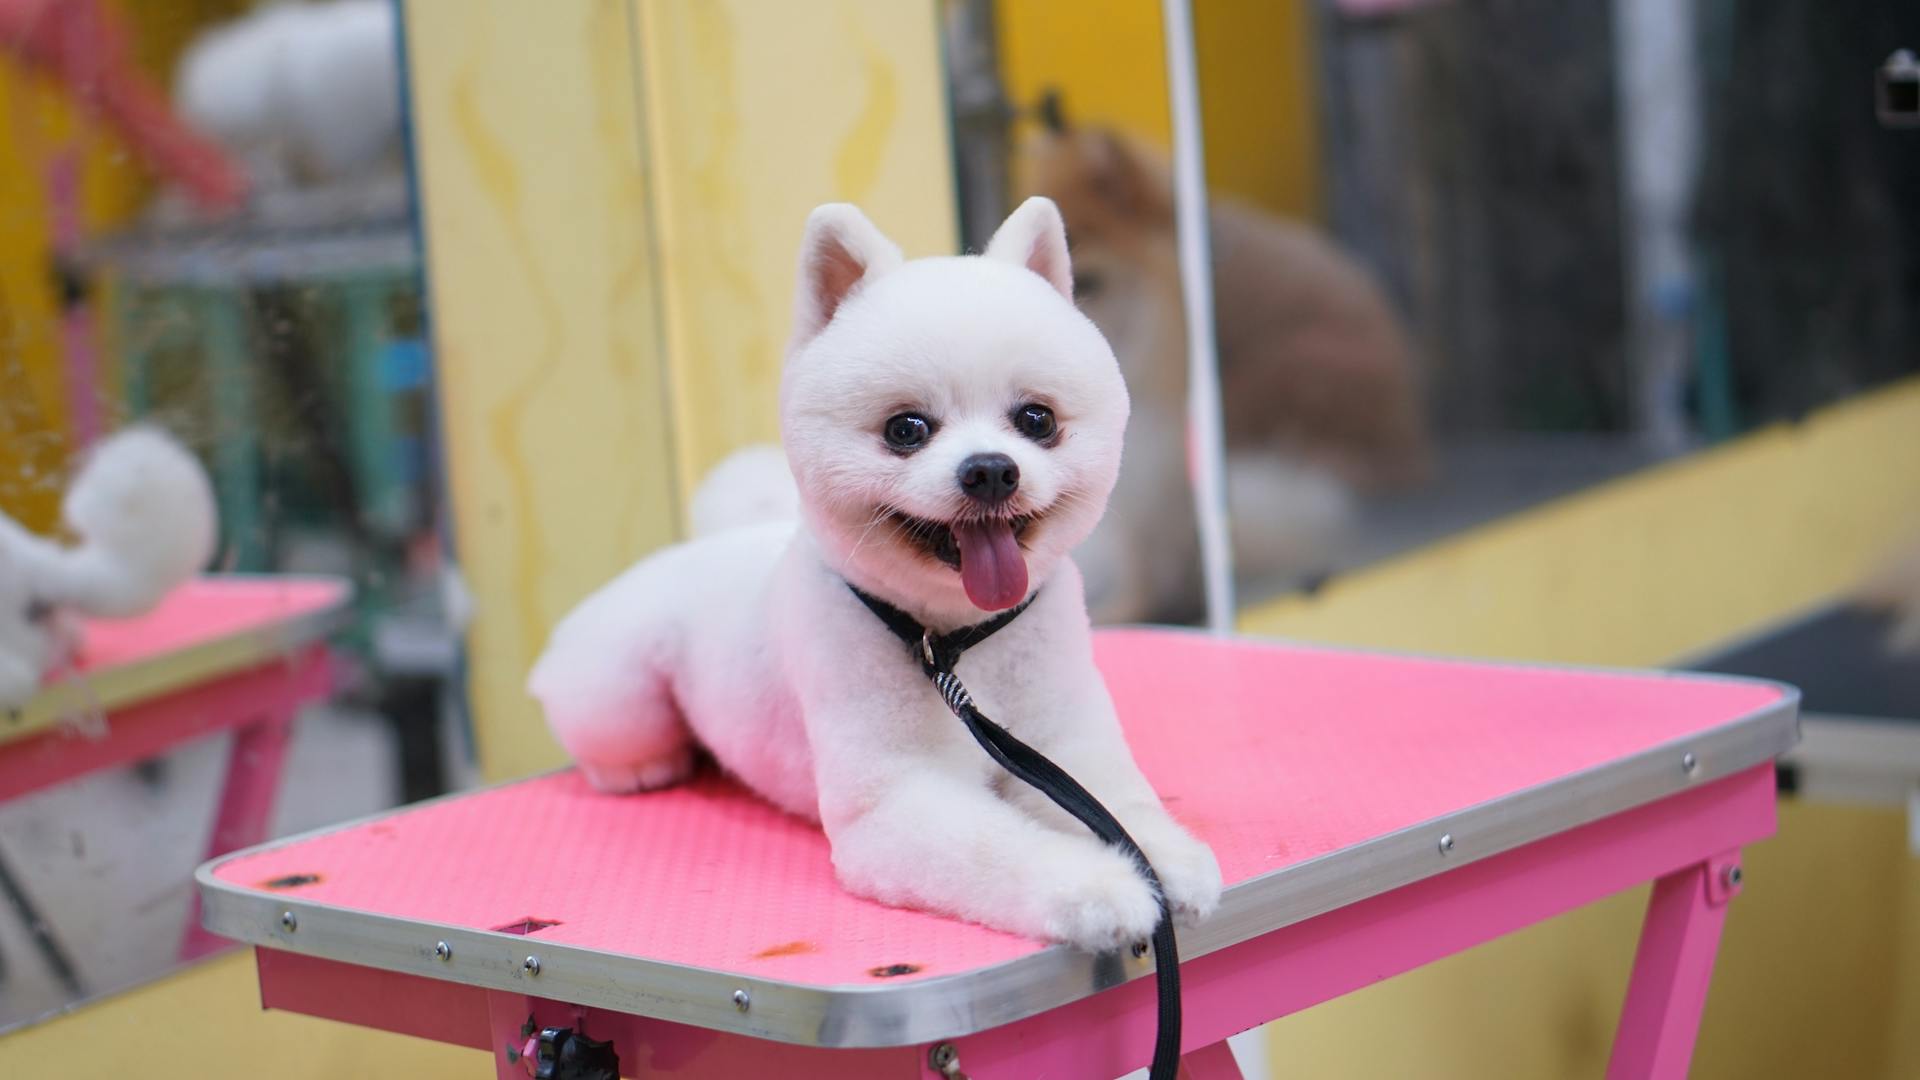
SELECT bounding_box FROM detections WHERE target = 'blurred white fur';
[175,0,400,188]
[688,445,798,539]
[0,429,218,706]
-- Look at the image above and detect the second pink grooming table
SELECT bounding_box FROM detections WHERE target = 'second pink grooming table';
[199,630,1797,1079]
[2,575,349,962]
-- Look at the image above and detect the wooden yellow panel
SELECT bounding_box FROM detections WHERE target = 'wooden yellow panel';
[635,0,959,498]
[0,950,478,1077]
[1242,377,1920,666]
[995,0,1172,143]
[404,0,681,778]
[994,0,1322,218]
[1190,0,1321,220]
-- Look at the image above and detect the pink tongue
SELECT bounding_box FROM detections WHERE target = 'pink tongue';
[952,519,1029,611]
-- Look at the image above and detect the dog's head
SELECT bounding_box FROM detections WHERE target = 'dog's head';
[779,197,1129,620]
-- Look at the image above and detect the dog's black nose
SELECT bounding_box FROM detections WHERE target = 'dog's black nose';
[957,453,1020,504]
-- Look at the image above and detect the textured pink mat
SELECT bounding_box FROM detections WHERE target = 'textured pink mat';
[69,575,347,673]
[212,630,1784,989]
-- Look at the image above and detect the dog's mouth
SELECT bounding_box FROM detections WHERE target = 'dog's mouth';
[888,510,1041,611]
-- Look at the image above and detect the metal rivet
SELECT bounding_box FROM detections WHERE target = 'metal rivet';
[280,910,297,932]
[435,941,452,961]
[1724,864,1744,888]
[929,1042,960,1072]
[1438,833,1455,855]
[732,989,750,1012]
[1130,940,1149,959]
[1682,752,1700,775]
[523,956,541,976]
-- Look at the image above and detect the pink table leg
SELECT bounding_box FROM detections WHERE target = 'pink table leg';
[180,707,295,961]
[1605,850,1742,1079]
[487,991,538,1080]
[1176,1038,1245,1079]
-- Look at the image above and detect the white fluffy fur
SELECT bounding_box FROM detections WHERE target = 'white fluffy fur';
[175,0,401,187]
[687,445,798,539]
[531,198,1221,951]
[0,428,217,706]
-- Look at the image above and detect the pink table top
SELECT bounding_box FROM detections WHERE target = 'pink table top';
[6,575,350,739]
[200,630,1796,1045]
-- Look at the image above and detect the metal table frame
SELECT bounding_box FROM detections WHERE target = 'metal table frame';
[198,640,1796,1079]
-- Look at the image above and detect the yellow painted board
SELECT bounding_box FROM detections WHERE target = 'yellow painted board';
[0,949,477,1078]
[994,0,1322,219]
[1242,377,1920,667]
[635,0,960,501]
[404,0,682,779]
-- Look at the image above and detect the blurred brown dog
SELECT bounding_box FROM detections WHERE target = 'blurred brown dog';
[1022,126,1429,623]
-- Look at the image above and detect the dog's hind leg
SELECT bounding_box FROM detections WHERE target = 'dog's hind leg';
[528,588,696,795]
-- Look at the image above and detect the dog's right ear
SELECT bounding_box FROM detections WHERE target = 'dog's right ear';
[789,204,904,351]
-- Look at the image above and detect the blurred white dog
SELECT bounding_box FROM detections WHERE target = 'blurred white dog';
[531,198,1220,951]
[0,428,217,706]
[174,0,401,189]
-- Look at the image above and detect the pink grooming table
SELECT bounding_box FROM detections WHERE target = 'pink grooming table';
[198,631,1796,1079]
[2,575,349,960]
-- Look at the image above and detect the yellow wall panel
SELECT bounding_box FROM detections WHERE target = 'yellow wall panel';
[404,0,682,778]
[636,0,959,499]
[0,950,478,1077]
[1243,377,1920,666]
[995,0,1322,219]
[996,0,1173,144]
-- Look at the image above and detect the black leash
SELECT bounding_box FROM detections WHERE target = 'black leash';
[849,585,1183,1080]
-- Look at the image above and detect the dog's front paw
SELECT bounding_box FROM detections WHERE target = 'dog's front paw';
[1040,848,1164,953]
[1140,829,1223,928]
[577,746,695,795]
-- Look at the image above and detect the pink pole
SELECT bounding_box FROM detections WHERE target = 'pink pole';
[47,149,104,448]
[1175,1039,1246,1080]
[1605,852,1739,1079]
[179,709,295,961]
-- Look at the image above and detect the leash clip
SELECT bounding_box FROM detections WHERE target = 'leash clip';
[920,630,937,670]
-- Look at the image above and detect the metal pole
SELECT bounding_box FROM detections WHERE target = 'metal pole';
[1160,0,1235,634]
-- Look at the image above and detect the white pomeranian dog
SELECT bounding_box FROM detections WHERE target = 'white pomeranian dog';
[0,428,218,706]
[530,198,1221,951]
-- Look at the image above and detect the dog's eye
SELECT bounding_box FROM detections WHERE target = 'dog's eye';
[1012,403,1057,443]
[883,413,933,451]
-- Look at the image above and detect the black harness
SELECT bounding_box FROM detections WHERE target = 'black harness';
[848,585,1183,1080]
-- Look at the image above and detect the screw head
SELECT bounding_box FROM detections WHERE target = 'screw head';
[929,1042,959,1070]
[280,910,298,932]
[522,956,541,976]
[1438,833,1455,855]
[732,989,750,1012]
[1724,864,1744,889]
[1682,752,1700,775]
[435,941,452,961]
[1131,940,1149,959]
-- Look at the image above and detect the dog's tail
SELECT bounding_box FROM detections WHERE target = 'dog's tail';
[22,427,218,617]
[689,444,799,539]
[1227,456,1354,588]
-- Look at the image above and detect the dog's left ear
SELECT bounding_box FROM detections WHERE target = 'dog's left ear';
[790,203,904,351]
[985,196,1073,301]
